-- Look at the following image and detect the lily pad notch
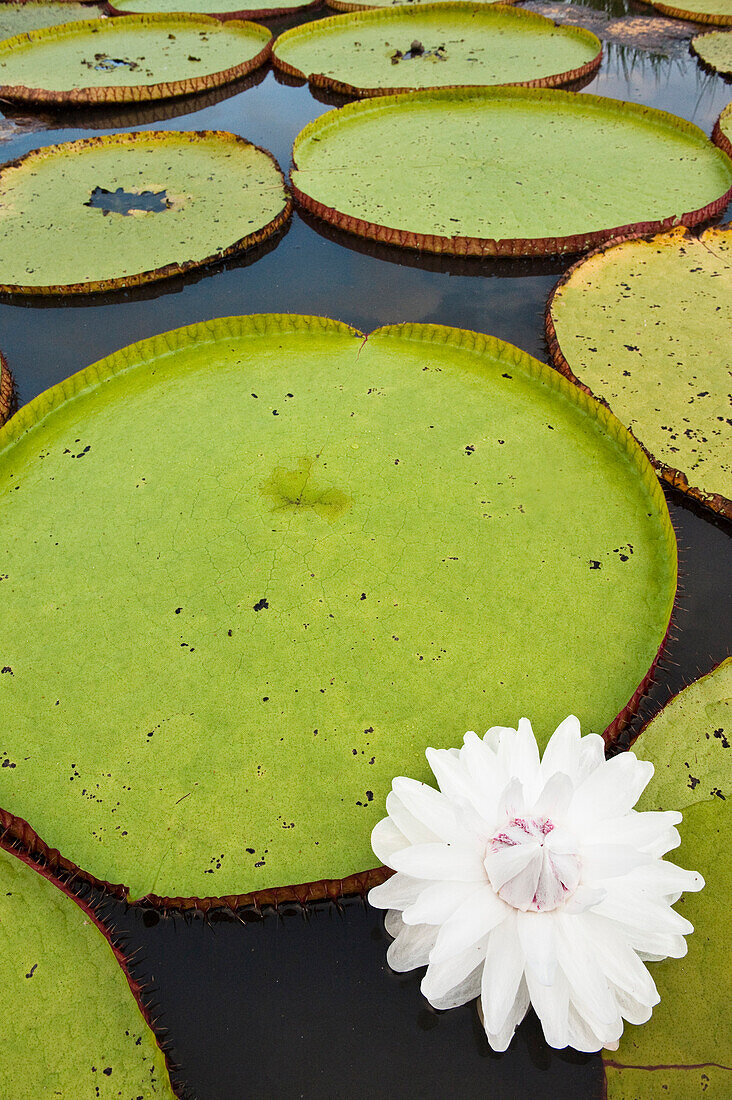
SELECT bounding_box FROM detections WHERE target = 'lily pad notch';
[290,87,732,257]
[545,226,732,519]
[0,315,677,911]
[0,13,273,107]
[272,4,603,98]
[0,834,178,1098]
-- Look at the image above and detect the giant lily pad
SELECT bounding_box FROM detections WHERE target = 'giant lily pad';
[604,658,732,1098]
[713,101,732,157]
[0,1,102,40]
[0,839,176,1097]
[546,226,732,519]
[326,0,518,12]
[0,316,676,906]
[0,131,290,294]
[272,3,602,96]
[642,0,732,26]
[290,88,732,257]
[107,0,321,21]
[691,28,732,72]
[0,13,272,106]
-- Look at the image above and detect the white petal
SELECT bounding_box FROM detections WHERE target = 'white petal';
[458,731,506,820]
[610,981,654,1026]
[502,718,542,797]
[368,871,427,911]
[593,888,694,936]
[497,776,526,820]
[540,715,582,781]
[562,884,606,913]
[584,809,682,856]
[580,912,659,1008]
[430,889,508,965]
[483,724,518,753]
[533,771,574,820]
[389,842,487,882]
[425,962,484,1012]
[516,910,558,985]
[570,753,654,825]
[622,927,688,959]
[484,840,538,893]
[387,922,439,972]
[426,747,479,804]
[391,777,462,843]
[575,733,607,784]
[371,816,409,864]
[580,844,653,881]
[554,915,620,1026]
[621,861,704,897]
[384,909,404,938]
[421,936,489,1007]
[526,967,569,1048]
[567,1002,618,1053]
[385,790,441,847]
[480,914,524,1035]
[482,976,530,1052]
[402,881,484,926]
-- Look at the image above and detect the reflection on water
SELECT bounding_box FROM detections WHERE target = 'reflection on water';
[0,2,730,1096]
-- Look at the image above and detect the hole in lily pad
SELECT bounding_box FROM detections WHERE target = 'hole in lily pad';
[85,185,173,216]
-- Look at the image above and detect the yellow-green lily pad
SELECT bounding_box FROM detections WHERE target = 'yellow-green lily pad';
[290,87,732,257]
[0,315,676,906]
[108,0,320,19]
[692,29,732,72]
[0,13,272,106]
[0,840,176,1098]
[0,130,290,294]
[273,3,602,96]
[0,1,101,40]
[326,0,517,12]
[604,658,732,1098]
[641,0,732,26]
[546,226,732,519]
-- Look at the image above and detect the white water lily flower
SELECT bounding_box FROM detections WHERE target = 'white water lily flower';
[368,717,704,1053]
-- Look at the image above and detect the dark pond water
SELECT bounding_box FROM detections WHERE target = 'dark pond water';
[0,0,730,1096]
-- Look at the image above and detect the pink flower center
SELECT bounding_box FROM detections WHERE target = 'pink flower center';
[484,816,581,913]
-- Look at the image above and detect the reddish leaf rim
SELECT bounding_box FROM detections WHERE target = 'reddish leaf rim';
[712,102,732,158]
[105,0,324,21]
[290,87,732,258]
[0,351,13,427]
[271,3,603,96]
[0,130,292,296]
[0,832,182,1096]
[0,13,273,107]
[544,226,732,521]
[0,313,676,910]
[324,0,518,11]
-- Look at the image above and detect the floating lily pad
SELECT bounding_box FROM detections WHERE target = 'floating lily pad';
[272,3,602,96]
[0,130,290,294]
[291,88,732,257]
[546,226,732,519]
[0,316,676,905]
[604,658,732,1098]
[326,0,518,12]
[692,28,732,71]
[107,0,321,20]
[0,839,176,1098]
[0,1,102,41]
[713,100,732,156]
[0,13,272,106]
[642,0,732,27]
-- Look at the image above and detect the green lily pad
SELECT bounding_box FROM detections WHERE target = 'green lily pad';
[0,840,176,1098]
[0,13,272,106]
[546,226,732,519]
[108,0,320,20]
[326,0,518,12]
[603,658,732,1098]
[290,87,732,257]
[713,101,732,158]
[692,29,732,72]
[642,0,732,26]
[272,3,602,96]
[0,2,102,41]
[0,130,290,294]
[0,316,675,905]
